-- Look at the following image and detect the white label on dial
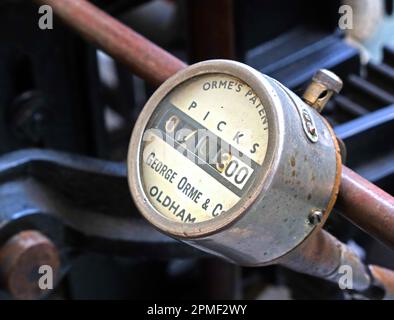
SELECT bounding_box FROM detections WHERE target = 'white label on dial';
[140,73,269,223]
[142,132,240,223]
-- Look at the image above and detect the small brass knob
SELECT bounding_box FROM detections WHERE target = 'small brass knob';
[303,69,343,113]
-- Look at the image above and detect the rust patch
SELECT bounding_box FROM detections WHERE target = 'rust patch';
[290,156,296,167]
[292,170,296,177]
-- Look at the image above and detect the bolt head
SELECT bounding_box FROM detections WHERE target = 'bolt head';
[308,210,324,225]
[313,69,343,94]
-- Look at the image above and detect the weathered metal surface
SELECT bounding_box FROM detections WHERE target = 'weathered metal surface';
[0,230,60,300]
[337,166,394,250]
[128,60,341,266]
[280,229,371,292]
[281,229,394,299]
[33,0,186,86]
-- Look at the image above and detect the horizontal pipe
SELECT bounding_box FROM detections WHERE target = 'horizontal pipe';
[337,166,394,250]
[34,0,187,86]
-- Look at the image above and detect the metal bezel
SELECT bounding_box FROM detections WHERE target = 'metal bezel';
[127,60,283,239]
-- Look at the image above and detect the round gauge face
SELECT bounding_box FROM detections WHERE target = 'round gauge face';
[139,73,269,223]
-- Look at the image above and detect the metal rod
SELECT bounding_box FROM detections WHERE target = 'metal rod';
[281,229,394,299]
[281,229,371,292]
[337,166,394,250]
[36,0,394,252]
[34,0,187,86]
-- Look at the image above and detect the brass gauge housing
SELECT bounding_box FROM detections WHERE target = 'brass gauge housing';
[128,60,341,266]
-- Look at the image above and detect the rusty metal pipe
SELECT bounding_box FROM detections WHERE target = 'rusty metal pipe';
[337,166,394,250]
[280,229,371,292]
[281,229,394,299]
[34,0,187,86]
